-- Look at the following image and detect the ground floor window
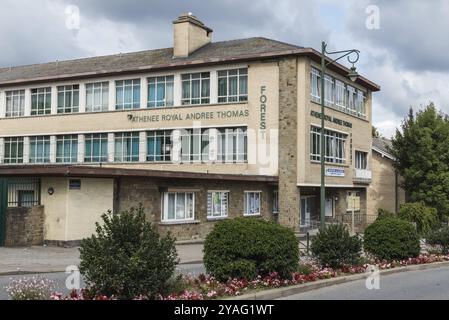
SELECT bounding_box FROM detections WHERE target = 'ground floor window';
[207,191,229,219]
[347,191,361,212]
[244,191,261,216]
[162,192,195,222]
[7,178,40,208]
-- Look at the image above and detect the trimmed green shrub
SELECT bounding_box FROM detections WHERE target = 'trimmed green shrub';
[364,218,420,261]
[310,224,363,268]
[79,206,178,299]
[398,202,439,235]
[204,218,299,281]
[377,208,396,220]
[426,226,449,254]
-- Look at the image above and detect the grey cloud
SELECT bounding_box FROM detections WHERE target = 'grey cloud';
[347,0,449,72]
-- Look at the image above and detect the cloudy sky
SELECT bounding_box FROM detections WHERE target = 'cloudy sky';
[0,0,447,137]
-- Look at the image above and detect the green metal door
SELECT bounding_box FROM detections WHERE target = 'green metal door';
[0,178,7,247]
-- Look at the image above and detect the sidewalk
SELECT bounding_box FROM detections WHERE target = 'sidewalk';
[0,243,204,275]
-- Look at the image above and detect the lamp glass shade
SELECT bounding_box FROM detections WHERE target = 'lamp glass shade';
[348,67,359,82]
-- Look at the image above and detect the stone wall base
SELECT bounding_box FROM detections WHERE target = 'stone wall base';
[5,206,44,247]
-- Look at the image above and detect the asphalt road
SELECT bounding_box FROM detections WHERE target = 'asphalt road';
[281,266,449,300]
[0,263,205,300]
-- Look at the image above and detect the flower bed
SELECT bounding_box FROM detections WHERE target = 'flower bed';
[49,254,449,301]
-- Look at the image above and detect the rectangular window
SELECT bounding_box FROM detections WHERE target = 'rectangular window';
[147,130,172,162]
[335,80,346,110]
[311,68,321,103]
[86,82,109,112]
[346,85,356,114]
[148,76,174,108]
[114,132,140,162]
[310,126,347,164]
[356,90,366,118]
[56,135,78,163]
[324,74,334,107]
[29,136,51,164]
[162,192,195,222]
[355,151,368,170]
[217,127,247,163]
[181,72,210,105]
[116,79,141,110]
[4,137,24,164]
[5,90,25,118]
[84,133,108,163]
[218,68,248,103]
[31,87,52,115]
[273,190,279,214]
[207,191,229,219]
[244,192,262,216]
[57,85,79,114]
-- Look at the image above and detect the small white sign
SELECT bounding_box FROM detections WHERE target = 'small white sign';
[325,168,345,177]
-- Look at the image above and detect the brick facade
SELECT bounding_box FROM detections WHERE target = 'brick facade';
[115,177,276,240]
[5,206,44,247]
[278,57,301,231]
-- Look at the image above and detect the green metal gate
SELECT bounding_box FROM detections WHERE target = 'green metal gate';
[0,178,7,247]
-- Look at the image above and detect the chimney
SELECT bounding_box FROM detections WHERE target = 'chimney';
[173,13,213,58]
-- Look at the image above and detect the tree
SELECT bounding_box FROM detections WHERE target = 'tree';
[79,206,178,299]
[372,126,381,138]
[391,104,449,219]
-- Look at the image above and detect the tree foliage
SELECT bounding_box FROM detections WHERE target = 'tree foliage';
[79,206,178,299]
[391,104,449,218]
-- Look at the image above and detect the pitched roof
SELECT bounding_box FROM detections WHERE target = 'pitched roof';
[372,137,395,160]
[0,37,300,85]
[0,37,380,91]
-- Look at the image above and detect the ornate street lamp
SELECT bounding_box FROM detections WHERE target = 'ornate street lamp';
[319,42,360,228]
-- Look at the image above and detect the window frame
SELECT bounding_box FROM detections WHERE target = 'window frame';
[244,191,262,216]
[4,137,24,164]
[147,130,172,162]
[56,135,78,164]
[84,133,109,163]
[115,79,141,110]
[147,76,174,108]
[310,126,347,164]
[217,68,248,103]
[86,82,109,112]
[207,191,229,219]
[31,87,52,116]
[29,136,51,164]
[162,192,195,223]
[114,132,140,163]
[57,85,80,114]
[181,72,210,105]
[5,90,25,118]
[355,151,368,170]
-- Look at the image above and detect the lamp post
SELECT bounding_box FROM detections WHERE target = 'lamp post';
[319,42,360,228]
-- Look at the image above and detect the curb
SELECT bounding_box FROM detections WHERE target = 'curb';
[226,261,449,300]
[0,270,66,277]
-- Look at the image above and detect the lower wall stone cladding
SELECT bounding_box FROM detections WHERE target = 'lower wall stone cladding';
[278,57,301,230]
[116,177,276,241]
[5,206,44,247]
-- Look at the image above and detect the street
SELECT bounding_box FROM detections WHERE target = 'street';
[281,265,449,300]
